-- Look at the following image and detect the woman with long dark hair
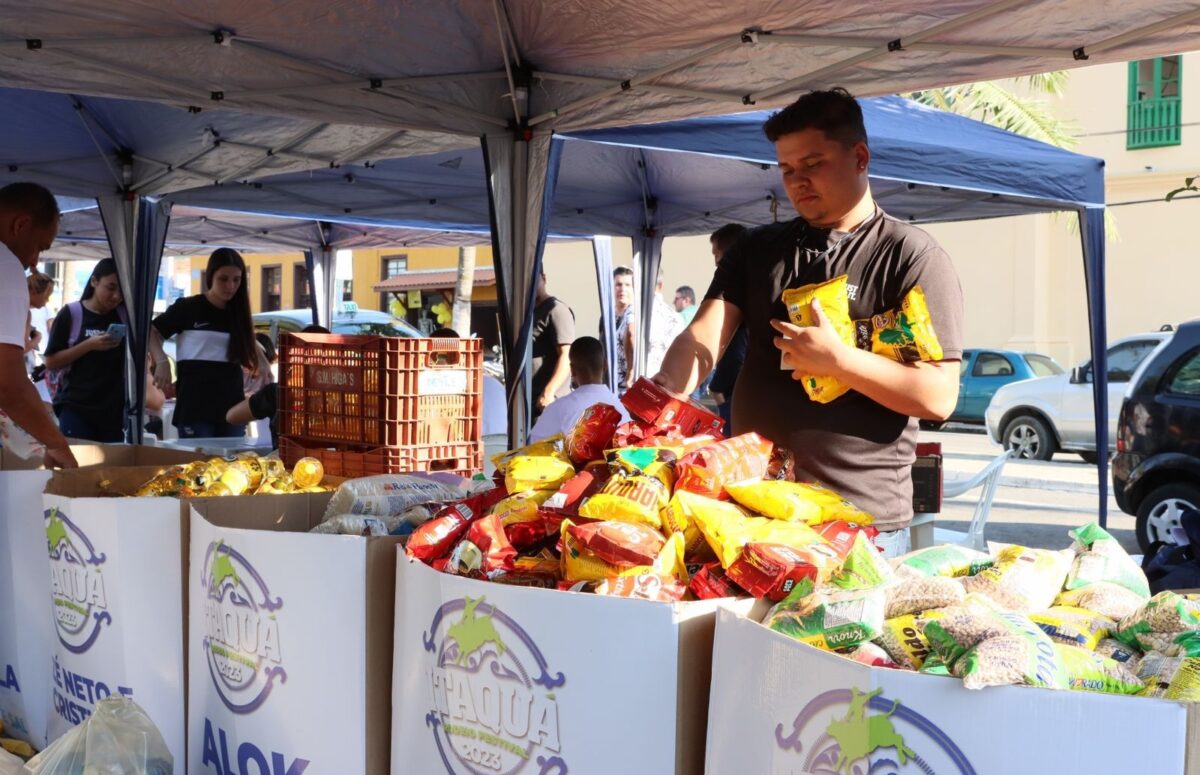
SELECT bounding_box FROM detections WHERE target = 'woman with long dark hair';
[43,258,127,442]
[150,248,258,438]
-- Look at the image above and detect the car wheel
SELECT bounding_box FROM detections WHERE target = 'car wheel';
[1136,483,1200,552]
[1002,415,1057,461]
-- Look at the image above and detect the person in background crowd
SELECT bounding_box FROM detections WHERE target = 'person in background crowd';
[674,285,698,324]
[531,336,630,441]
[151,247,259,439]
[707,224,749,435]
[430,327,507,438]
[610,266,637,393]
[646,272,685,377]
[227,324,331,449]
[25,270,55,367]
[0,182,76,467]
[43,259,128,443]
[244,332,277,396]
[143,354,167,439]
[531,270,575,421]
[653,89,963,559]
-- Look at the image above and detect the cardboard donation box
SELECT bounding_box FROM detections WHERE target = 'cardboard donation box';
[0,445,199,749]
[704,608,1200,775]
[41,463,202,774]
[188,495,400,775]
[391,556,750,775]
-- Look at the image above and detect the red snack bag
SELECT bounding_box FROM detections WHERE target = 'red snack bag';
[594,574,686,602]
[566,403,623,465]
[727,542,839,601]
[565,520,667,567]
[688,562,745,600]
[621,377,725,438]
[405,489,504,562]
[674,433,775,499]
[446,513,516,576]
[766,445,797,482]
[489,556,561,589]
[542,464,611,517]
[812,520,880,558]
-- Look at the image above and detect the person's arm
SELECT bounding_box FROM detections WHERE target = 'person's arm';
[0,345,76,467]
[225,396,256,426]
[622,315,637,388]
[228,383,275,425]
[149,325,173,391]
[144,368,166,412]
[539,344,572,409]
[652,299,741,396]
[43,331,118,370]
[770,300,959,420]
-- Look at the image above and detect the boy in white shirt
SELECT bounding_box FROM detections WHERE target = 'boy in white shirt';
[531,336,629,441]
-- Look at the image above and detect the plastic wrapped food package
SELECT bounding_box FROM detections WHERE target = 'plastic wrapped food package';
[1063,522,1151,598]
[1137,652,1200,700]
[565,520,667,567]
[781,275,856,403]
[884,576,965,619]
[310,515,390,536]
[891,545,994,579]
[23,696,173,775]
[560,519,684,583]
[577,471,671,529]
[874,610,947,670]
[764,577,887,651]
[1056,581,1148,622]
[726,541,843,601]
[959,545,1073,612]
[863,285,944,363]
[1030,606,1118,651]
[928,607,1069,691]
[322,474,467,520]
[683,490,829,569]
[724,479,874,526]
[565,403,624,465]
[846,642,899,668]
[830,531,895,591]
[813,520,880,558]
[660,491,718,562]
[505,451,576,494]
[1116,591,1200,652]
[1056,643,1144,695]
[673,433,775,499]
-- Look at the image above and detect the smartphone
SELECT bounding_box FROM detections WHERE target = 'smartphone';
[107,323,127,341]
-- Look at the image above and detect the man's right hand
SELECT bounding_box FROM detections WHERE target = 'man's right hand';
[153,360,173,391]
[45,445,79,469]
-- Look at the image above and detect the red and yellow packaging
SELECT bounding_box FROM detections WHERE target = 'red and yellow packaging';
[566,520,667,567]
[577,471,671,530]
[621,377,725,438]
[724,479,874,525]
[674,432,775,499]
[689,562,745,600]
[566,403,624,465]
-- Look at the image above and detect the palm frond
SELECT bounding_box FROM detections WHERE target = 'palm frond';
[953,81,1079,149]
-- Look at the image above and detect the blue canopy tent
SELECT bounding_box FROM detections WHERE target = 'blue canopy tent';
[164,97,1112,523]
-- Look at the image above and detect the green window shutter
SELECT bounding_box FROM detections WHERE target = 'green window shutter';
[1128,56,1183,149]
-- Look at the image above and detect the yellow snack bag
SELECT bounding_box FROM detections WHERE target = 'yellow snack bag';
[578,473,670,529]
[661,491,717,561]
[724,480,873,525]
[491,489,556,527]
[781,275,856,404]
[491,435,568,474]
[867,285,943,362]
[680,490,827,568]
[561,520,686,582]
[1030,606,1117,651]
[505,454,575,494]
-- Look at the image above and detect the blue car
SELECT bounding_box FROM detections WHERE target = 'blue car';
[934,349,1065,426]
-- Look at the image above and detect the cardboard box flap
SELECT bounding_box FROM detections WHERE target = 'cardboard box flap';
[44,464,175,498]
[189,491,334,532]
[1,443,202,472]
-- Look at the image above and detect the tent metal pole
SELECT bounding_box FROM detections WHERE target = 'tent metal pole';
[1079,7,1200,57]
[535,72,745,102]
[232,38,361,85]
[331,130,407,166]
[0,34,201,51]
[212,139,334,166]
[217,71,508,102]
[528,36,747,127]
[213,123,330,184]
[372,87,510,128]
[132,143,222,193]
[491,0,523,123]
[750,0,1029,102]
[762,32,1071,58]
[47,48,198,99]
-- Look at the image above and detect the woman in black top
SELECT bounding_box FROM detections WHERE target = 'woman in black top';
[150,248,259,438]
[43,258,127,442]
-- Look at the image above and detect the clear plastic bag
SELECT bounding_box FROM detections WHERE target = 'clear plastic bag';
[321,474,466,520]
[24,696,173,775]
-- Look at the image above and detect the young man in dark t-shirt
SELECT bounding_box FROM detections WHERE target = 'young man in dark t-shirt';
[530,271,575,420]
[653,89,964,556]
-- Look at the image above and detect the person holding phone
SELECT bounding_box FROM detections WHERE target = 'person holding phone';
[150,248,259,439]
[43,258,128,442]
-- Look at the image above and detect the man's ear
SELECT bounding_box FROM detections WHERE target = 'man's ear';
[854,142,870,173]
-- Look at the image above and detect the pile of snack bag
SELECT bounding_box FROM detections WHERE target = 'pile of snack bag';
[766,520,1200,701]
[125,453,329,497]
[404,377,879,603]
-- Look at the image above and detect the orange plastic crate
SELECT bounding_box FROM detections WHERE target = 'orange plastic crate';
[280,436,483,479]
[277,333,482,448]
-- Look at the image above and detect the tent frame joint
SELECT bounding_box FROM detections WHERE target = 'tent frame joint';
[1073,47,1089,60]
[888,38,903,52]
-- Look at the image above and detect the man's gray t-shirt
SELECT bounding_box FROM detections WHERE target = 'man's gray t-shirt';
[704,210,964,530]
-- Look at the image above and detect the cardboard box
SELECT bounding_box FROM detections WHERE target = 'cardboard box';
[188,494,400,775]
[391,556,751,775]
[0,445,200,748]
[705,607,1200,774]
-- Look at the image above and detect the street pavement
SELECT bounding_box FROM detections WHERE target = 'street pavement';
[919,424,1137,552]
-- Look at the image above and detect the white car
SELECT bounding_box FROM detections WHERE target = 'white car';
[253,307,423,341]
[985,331,1172,461]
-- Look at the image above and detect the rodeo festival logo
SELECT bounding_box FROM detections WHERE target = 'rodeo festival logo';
[424,596,567,775]
[45,507,110,653]
[775,687,975,774]
[202,541,286,714]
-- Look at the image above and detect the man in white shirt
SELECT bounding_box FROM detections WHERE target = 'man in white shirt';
[0,183,77,467]
[531,336,630,441]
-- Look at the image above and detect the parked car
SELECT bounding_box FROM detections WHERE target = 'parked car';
[252,307,423,341]
[985,331,1172,462]
[1112,321,1200,550]
[936,349,1064,425]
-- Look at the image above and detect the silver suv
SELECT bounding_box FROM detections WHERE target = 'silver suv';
[985,331,1172,461]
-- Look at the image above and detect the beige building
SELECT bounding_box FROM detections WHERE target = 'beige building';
[167,53,1193,367]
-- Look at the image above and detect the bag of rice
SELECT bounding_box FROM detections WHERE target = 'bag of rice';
[926,603,1068,690]
[1056,643,1144,695]
[830,531,895,591]
[1115,591,1200,652]
[764,577,886,652]
[885,576,965,619]
[875,610,947,670]
[1056,581,1148,621]
[1095,637,1143,673]
[1137,652,1200,701]
[959,545,1072,612]
[891,545,993,579]
[1063,522,1151,598]
[1030,606,1118,651]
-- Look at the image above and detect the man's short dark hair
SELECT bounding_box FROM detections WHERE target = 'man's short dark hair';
[0,182,59,226]
[709,223,747,256]
[762,88,868,148]
[613,266,634,279]
[430,327,460,338]
[569,336,605,381]
[675,286,695,304]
